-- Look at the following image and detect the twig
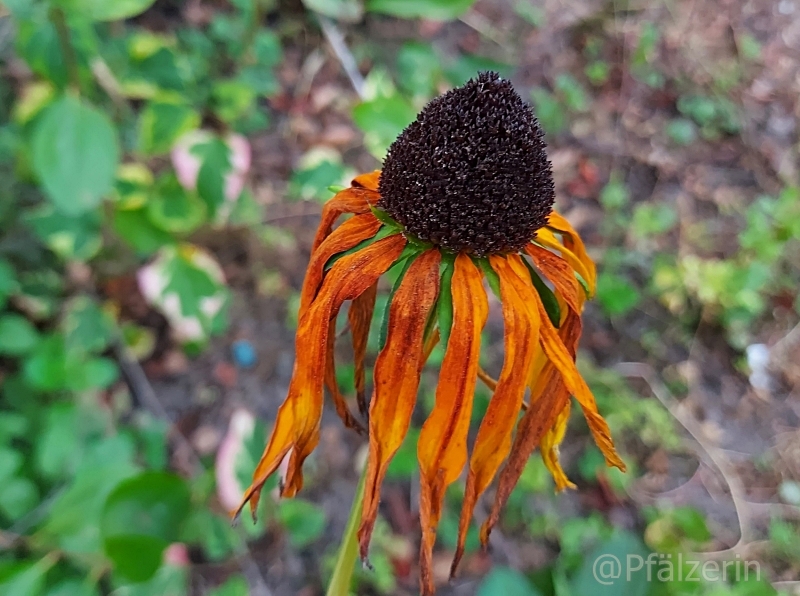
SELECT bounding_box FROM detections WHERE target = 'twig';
[318,16,365,100]
[614,362,755,559]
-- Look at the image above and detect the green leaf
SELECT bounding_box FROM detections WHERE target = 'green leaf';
[0,259,19,309]
[53,0,157,21]
[146,174,207,234]
[0,447,23,481]
[0,556,57,596]
[211,80,257,125]
[289,159,348,203]
[0,477,39,521]
[45,580,99,596]
[277,499,327,549]
[0,314,40,356]
[23,334,69,391]
[366,0,476,20]
[194,138,233,215]
[477,567,543,596]
[35,403,83,480]
[378,247,420,349]
[530,88,566,135]
[112,207,175,256]
[302,0,363,21]
[62,296,114,354]
[102,472,191,581]
[596,272,641,317]
[397,42,441,97]
[569,530,651,595]
[138,100,201,155]
[68,357,119,391]
[32,95,119,215]
[386,427,419,480]
[353,94,417,159]
[24,206,102,261]
[443,54,513,87]
[526,262,561,328]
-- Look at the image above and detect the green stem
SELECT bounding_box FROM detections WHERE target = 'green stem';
[50,7,81,92]
[326,466,367,596]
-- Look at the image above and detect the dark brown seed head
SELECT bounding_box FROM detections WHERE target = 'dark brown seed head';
[377,72,555,256]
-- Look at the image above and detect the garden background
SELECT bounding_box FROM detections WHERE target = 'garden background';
[0,0,798,594]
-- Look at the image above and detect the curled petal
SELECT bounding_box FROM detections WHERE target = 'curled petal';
[349,284,378,418]
[525,243,583,315]
[358,249,441,563]
[540,401,576,491]
[451,254,541,578]
[531,289,625,471]
[546,211,597,293]
[325,318,366,435]
[351,170,381,191]
[312,187,380,251]
[535,228,594,298]
[234,235,406,520]
[301,213,382,317]
[418,255,488,595]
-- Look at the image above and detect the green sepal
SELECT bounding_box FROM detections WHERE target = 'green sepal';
[378,245,421,351]
[327,185,346,193]
[523,259,561,328]
[323,225,396,271]
[476,257,502,300]
[437,253,456,351]
[370,206,402,229]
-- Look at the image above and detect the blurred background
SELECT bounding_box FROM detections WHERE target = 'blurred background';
[0,0,798,594]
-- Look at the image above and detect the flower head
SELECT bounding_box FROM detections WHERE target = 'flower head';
[236,72,624,594]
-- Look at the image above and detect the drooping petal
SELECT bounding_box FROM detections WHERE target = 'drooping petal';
[358,249,441,562]
[300,213,382,317]
[324,317,367,435]
[546,211,597,293]
[540,400,576,491]
[480,299,585,543]
[312,187,380,252]
[531,289,625,471]
[451,254,541,578]
[349,284,378,418]
[351,170,381,191]
[535,228,594,298]
[234,235,406,519]
[418,254,488,595]
[525,243,583,315]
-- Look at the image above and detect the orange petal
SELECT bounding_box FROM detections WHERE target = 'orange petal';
[417,254,488,595]
[325,317,366,435]
[531,289,625,471]
[535,228,594,298]
[312,187,380,252]
[234,235,406,519]
[451,254,541,578]
[540,400,577,491]
[349,284,378,418]
[300,213,382,317]
[545,211,597,293]
[525,243,583,315]
[351,170,381,191]
[358,249,441,562]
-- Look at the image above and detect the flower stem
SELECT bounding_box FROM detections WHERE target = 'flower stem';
[50,7,81,92]
[326,466,367,596]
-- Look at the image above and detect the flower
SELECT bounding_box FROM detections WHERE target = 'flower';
[236,72,625,594]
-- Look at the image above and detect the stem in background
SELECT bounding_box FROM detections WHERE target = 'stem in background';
[243,0,264,65]
[326,466,367,596]
[50,7,81,92]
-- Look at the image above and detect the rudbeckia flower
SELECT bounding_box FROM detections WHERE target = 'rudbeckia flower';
[236,71,625,594]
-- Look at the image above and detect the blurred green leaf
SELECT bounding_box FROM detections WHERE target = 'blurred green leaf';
[514,1,544,27]
[0,477,39,521]
[303,0,363,21]
[665,119,697,146]
[62,296,114,355]
[477,567,543,596]
[32,96,119,216]
[53,0,157,21]
[277,499,327,549]
[0,314,40,356]
[569,530,651,595]
[631,203,677,238]
[45,580,99,596]
[0,556,56,596]
[194,138,233,216]
[25,206,103,262]
[208,576,249,596]
[353,94,416,159]
[147,174,207,234]
[600,175,630,211]
[443,54,512,87]
[596,272,641,316]
[555,73,588,112]
[530,88,566,135]
[113,207,175,256]
[138,100,201,155]
[397,42,441,98]
[0,260,19,309]
[365,0,475,19]
[102,472,191,581]
[23,334,69,391]
[211,80,257,125]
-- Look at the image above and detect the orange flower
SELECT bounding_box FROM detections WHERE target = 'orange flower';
[236,72,625,594]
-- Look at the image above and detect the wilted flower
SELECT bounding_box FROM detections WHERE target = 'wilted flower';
[237,72,624,594]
